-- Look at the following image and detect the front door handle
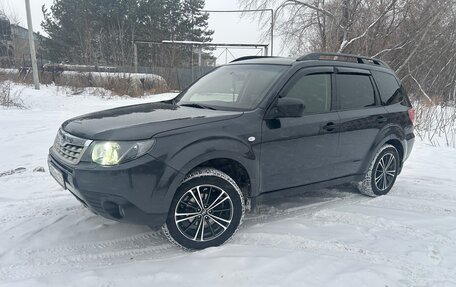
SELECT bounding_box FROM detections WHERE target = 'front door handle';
[322,122,337,132]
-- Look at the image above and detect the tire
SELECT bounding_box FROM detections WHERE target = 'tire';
[357,144,400,197]
[162,168,245,250]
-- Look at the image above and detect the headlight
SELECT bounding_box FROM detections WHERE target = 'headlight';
[90,139,155,166]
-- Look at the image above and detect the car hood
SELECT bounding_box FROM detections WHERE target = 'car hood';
[62,102,243,140]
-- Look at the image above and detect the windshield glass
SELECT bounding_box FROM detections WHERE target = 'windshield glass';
[177,65,288,110]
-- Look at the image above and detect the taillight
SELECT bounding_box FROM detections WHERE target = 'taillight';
[408,108,415,123]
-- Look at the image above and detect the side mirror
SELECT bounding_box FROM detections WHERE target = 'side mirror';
[265,97,305,119]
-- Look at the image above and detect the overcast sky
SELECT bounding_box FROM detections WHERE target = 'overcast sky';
[1,0,285,63]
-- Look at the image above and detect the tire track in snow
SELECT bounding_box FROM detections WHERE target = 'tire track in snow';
[0,203,84,224]
[0,244,181,282]
[0,191,363,282]
[18,231,166,258]
[0,232,180,282]
[232,232,454,286]
[0,194,71,205]
[4,187,444,283]
[311,209,455,246]
[392,188,456,204]
[0,193,85,224]
[361,195,456,216]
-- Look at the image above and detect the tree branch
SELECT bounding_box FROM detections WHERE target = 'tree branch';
[338,0,397,53]
[285,0,337,22]
[371,40,409,58]
[409,73,432,103]
[396,12,440,74]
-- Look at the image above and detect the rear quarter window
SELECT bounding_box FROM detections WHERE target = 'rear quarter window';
[372,71,405,105]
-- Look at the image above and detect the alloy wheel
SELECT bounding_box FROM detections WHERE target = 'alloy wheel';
[174,185,233,242]
[374,152,397,191]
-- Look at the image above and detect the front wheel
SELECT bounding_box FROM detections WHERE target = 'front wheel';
[357,144,400,197]
[162,168,245,250]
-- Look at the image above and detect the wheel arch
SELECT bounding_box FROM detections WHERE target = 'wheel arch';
[359,125,406,176]
[158,137,259,213]
[172,151,257,197]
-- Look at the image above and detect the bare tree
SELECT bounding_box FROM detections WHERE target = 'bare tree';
[240,0,456,103]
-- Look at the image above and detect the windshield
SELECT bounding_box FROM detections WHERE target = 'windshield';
[177,65,288,110]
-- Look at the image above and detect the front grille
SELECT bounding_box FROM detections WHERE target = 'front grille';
[53,129,91,165]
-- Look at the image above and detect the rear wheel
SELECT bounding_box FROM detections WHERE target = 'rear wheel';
[162,168,244,250]
[357,144,400,197]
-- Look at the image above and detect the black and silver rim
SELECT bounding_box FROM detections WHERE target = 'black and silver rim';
[374,152,396,191]
[174,185,233,242]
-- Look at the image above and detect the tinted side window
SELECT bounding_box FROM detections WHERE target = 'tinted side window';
[285,74,331,114]
[372,71,403,105]
[337,74,375,110]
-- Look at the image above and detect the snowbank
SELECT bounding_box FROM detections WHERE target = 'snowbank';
[56,71,168,94]
[0,67,168,95]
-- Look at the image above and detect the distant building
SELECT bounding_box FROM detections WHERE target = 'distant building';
[0,14,13,64]
[0,14,48,67]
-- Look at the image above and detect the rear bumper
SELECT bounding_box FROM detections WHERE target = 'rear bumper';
[48,150,179,228]
[404,132,415,162]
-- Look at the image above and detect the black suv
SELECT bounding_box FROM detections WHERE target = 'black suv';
[48,53,415,249]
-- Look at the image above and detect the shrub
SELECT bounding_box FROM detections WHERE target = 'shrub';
[0,80,26,109]
[413,99,456,148]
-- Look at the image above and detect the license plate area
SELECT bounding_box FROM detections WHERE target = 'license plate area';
[49,162,66,189]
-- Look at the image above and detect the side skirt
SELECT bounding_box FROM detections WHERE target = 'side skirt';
[248,175,363,212]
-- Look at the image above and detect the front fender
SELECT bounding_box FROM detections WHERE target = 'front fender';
[150,136,259,214]
[168,136,255,170]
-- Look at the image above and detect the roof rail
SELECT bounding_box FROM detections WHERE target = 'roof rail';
[230,56,278,63]
[297,52,389,67]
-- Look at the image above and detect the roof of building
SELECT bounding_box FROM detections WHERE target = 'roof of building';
[10,24,48,41]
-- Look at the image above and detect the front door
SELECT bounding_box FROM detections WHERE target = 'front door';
[260,67,340,193]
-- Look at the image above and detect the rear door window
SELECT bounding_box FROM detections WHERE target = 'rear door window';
[372,71,404,105]
[336,74,375,110]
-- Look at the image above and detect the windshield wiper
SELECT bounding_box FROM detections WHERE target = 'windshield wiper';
[179,103,217,110]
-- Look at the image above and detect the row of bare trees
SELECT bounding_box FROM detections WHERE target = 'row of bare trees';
[241,0,456,104]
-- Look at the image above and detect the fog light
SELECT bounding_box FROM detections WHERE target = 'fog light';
[102,201,123,219]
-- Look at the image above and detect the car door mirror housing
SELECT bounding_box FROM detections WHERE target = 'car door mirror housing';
[266,98,305,119]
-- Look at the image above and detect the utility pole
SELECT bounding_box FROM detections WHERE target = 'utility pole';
[25,0,40,89]
[133,42,138,73]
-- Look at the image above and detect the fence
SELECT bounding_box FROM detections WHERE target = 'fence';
[0,63,215,95]
[120,65,215,91]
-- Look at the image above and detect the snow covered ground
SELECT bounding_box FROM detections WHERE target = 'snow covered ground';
[1,83,456,286]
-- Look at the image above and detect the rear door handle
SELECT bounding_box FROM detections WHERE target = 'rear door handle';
[377,116,387,124]
[322,122,337,132]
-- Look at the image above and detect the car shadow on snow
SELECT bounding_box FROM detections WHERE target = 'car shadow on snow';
[251,184,362,215]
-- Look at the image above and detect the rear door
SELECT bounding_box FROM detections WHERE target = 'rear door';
[334,67,389,178]
[260,67,340,192]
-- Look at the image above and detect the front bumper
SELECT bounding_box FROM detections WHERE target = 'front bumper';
[48,149,180,228]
